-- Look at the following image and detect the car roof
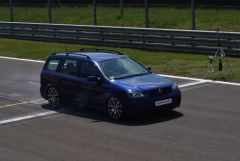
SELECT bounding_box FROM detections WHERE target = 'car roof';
[50,51,128,62]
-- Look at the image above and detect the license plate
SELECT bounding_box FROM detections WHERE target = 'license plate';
[155,98,172,107]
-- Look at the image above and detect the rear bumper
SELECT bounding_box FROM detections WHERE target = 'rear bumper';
[123,90,181,115]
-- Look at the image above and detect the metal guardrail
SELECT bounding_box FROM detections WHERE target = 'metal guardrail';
[0,21,240,56]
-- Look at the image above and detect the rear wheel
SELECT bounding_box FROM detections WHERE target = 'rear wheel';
[107,97,124,120]
[47,87,60,108]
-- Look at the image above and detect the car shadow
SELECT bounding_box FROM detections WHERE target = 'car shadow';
[41,104,184,126]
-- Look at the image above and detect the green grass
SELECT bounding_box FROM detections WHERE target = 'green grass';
[1,6,240,31]
[0,38,240,83]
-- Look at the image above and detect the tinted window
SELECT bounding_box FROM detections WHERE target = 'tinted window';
[46,59,60,72]
[60,59,79,77]
[79,61,98,78]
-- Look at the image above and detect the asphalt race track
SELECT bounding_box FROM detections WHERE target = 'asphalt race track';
[0,57,240,161]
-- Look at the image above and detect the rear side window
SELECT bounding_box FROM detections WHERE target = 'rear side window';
[46,59,60,72]
[60,59,79,77]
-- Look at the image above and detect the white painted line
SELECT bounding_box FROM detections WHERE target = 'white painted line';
[0,98,45,109]
[29,99,45,103]
[8,93,22,97]
[1,55,240,86]
[28,81,40,86]
[179,80,209,88]
[0,101,28,109]
[0,111,57,125]
[0,56,44,63]
[31,100,48,105]
[180,82,213,92]
[29,99,48,105]
[160,74,204,82]
[0,95,25,102]
[160,74,240,87]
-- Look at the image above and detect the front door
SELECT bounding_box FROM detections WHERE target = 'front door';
[78,60,107,108]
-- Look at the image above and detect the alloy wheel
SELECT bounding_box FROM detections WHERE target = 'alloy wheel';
[47,87,60,108]
[107,97,124,120]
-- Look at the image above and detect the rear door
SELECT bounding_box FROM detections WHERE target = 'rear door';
[57,58,81,102]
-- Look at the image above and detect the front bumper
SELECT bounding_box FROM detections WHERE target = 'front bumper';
[123,90,181,115]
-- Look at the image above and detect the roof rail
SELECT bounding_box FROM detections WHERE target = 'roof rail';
[67,52,91,59]
[52,52,91,60]
[79,48,124,55]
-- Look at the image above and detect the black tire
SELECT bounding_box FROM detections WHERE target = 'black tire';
[47,87,60,109]
[107,97,124,120]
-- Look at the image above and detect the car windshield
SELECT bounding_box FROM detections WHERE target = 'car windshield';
[98,57,150,79]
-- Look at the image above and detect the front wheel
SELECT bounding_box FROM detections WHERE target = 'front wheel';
[107,97,124,120]
[47,87,60,108]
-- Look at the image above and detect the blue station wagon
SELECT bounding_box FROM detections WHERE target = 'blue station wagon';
[40,49,181,120]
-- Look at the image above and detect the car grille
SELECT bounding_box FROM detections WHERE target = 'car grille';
[148,86,172,97]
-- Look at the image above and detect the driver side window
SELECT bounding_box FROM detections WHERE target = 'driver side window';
[79,60,99,78]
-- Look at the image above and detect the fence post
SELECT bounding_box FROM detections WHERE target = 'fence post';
[191,0,196,30]
[9,0,13,22]
[48,0,52,23]
[93,0,97,25]
[144,0,149,28]
[120,0,124,17]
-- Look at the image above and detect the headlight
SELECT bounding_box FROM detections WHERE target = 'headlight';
[172,83,179,91]
[172,83,178,91]
[127,92,145,98]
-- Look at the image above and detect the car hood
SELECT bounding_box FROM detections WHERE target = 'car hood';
[112,73,173,91]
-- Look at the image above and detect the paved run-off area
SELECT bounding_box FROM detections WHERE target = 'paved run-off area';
[0,57,240,161]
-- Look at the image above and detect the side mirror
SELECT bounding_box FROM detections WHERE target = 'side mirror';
[146,67,152,72]
[88,76,102,84]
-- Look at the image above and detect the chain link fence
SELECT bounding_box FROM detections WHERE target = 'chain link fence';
[0,0,240,31]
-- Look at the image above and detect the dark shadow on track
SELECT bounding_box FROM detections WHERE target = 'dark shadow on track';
[42,104,183,126]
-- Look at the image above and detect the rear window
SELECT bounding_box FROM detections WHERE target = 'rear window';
[45,59,60,72]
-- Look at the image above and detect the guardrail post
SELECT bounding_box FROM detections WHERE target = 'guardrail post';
[9,0,13,22]
[120,0,124,17]
[48,0,52,23]
[191,0,196,30]
[93,0,97,25]
[144,0,149,28]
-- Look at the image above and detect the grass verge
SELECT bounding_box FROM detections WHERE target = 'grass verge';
[0,38,240,83]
